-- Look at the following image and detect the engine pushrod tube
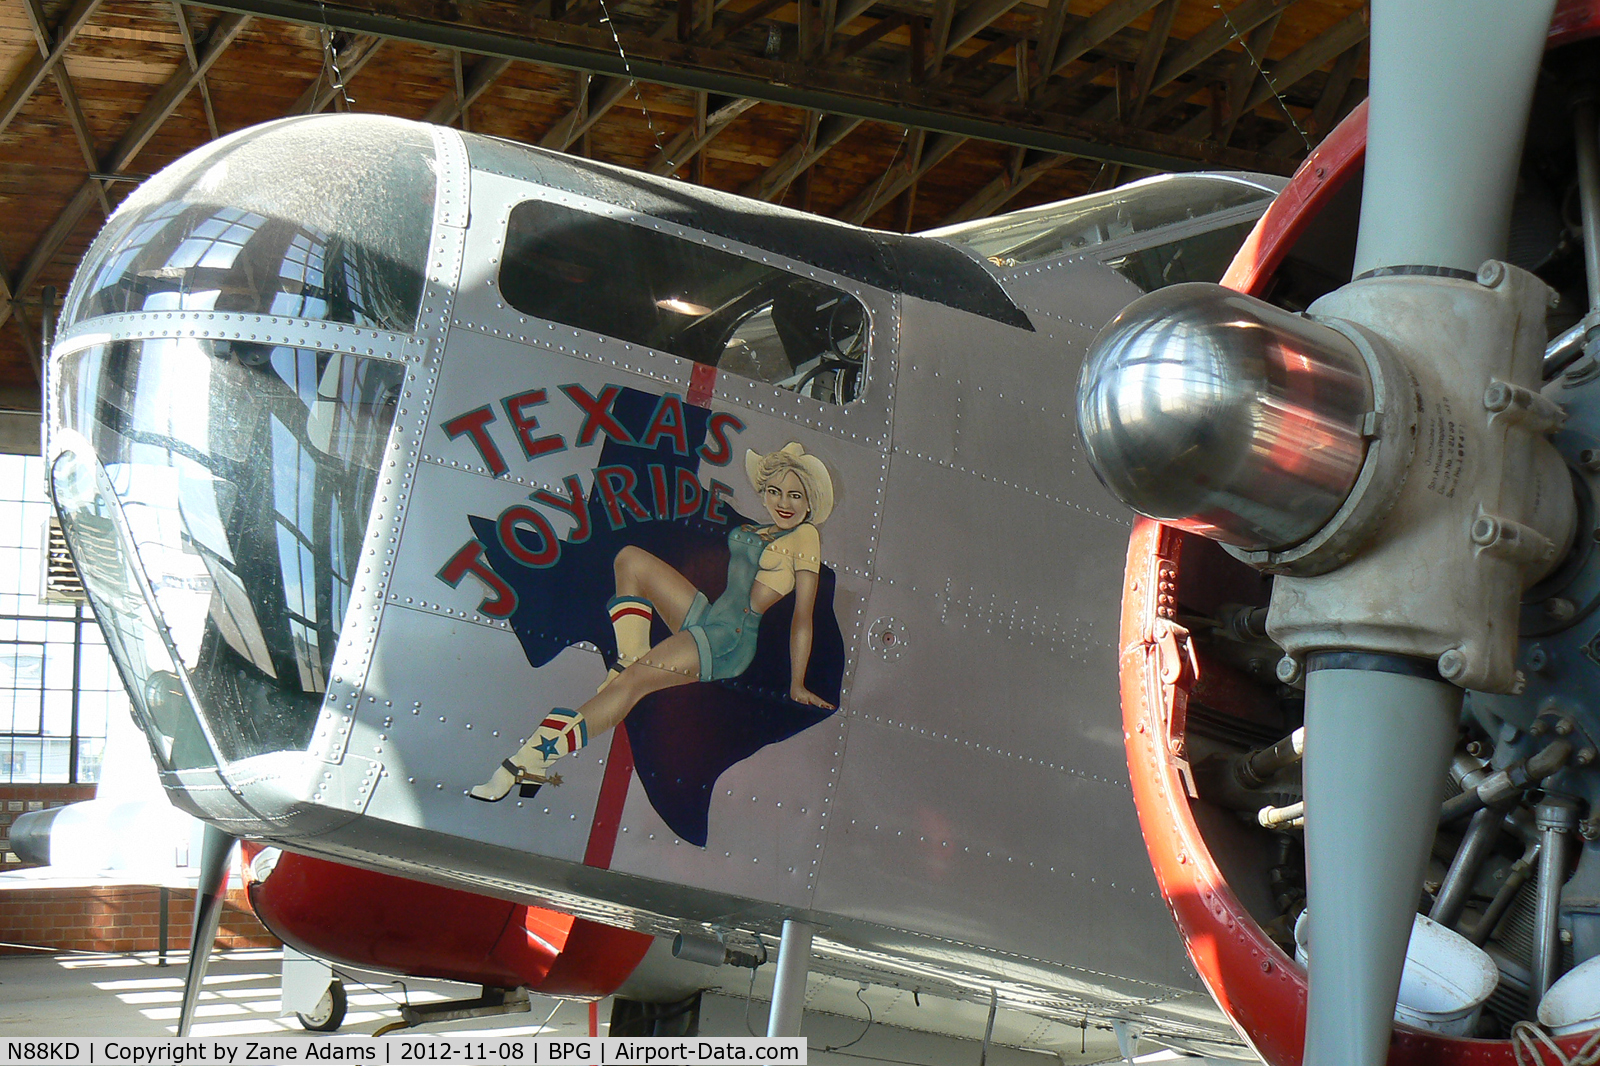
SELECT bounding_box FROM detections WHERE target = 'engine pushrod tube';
[1574,94,1600,315]
[1468,840,1540,946]
[1429,806,1502,929]
[1242,728,1307,789]
[1533,796,1580,1005]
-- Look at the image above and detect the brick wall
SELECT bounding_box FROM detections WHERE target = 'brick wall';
[0,783,97,867]
[0,783,279,954]
[0,885,277,954]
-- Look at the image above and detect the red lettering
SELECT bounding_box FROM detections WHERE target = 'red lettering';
[596,465,652,530]
[437,540,517,618]
[496,505,561,568]
[441,406,508,477]
[705,478,734,524]
[641,395,690,455]
[648,464,670,520]
[675,469,704,519]
[561,384,634,446]
[531,476,591,544]
[697,412,745,466]
[501,389,564,461]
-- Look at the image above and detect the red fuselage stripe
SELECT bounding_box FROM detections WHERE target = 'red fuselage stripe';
[584,726,635,868]
[688,363,718,407]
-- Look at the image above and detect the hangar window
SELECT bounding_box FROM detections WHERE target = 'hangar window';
[0,455,117,789]
[499,200,869,406]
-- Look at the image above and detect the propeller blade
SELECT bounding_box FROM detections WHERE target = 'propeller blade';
[176,824,238,1038]
[1303,4,1559,1065]
[1354,0,1555,277]
[1302,665,1458,1066]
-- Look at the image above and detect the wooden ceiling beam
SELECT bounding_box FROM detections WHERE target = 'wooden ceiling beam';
[1126,0,1177,120]
[647,95,757,175]
[291,34,384,113]
[184,0,1298,173]
[0,0,102,139]
[20,0,113,218]
[945,0,1024,54]
[1030,0,1069,99]
[839,127,967,223]
[1046,0,1164,79]
[942,148,1066,224]
[825,12,907,62]
[1,11,252,335]
[739,112,861,200]
[1216,11,1281,142]
[926,0,956,76]
[1148,0,1299,90]
[1269,42,1361,155]
[424,55,514,124]
[170,2,221,138]
[1237,9,1368,117]
[540,73,633,149]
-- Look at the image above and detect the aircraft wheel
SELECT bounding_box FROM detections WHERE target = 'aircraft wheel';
[296,980,347,1032]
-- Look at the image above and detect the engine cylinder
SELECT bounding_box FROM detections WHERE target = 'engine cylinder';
[1077,283,1373,551]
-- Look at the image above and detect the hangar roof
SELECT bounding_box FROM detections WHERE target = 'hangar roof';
[0,0,1369,414]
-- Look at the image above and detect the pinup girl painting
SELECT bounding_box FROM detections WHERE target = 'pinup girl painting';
[470,441,837,802]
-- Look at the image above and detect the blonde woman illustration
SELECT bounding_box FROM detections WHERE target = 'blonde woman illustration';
[471,441,837,802]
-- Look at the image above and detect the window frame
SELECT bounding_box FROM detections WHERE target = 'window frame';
[492,191,882,409]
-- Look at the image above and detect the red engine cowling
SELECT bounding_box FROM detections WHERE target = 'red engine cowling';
[242,844,652,997]
[1122,5,1600,1062]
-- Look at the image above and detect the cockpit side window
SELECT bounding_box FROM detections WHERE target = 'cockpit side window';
[499,200,869,405]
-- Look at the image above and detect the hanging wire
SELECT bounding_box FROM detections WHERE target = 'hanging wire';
[316,0,355,111]
[743,964,762,1036]
[1213,2,1311,152]
[820,987,874,1052]
[856,125,913,222]
[591,0,673,162]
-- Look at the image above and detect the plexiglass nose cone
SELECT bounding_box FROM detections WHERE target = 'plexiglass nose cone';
[1076,282,1374,552]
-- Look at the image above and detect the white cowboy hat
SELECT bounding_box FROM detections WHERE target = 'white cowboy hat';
[744,442,835,525]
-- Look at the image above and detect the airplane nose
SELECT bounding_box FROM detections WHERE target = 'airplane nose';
[1076,282,1374,553]
[10,808,58,866]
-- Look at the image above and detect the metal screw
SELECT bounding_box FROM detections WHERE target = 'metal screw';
[1557,718,1577,736]
[1276,656,1304,685]
[1438,648,1469,682]
[1577,748,1596,767]
[1528,644,1550,674]
[1546,598,1578,622]
[1532,719,1550,736]
[1483,384,1512,414]
[1478,261,1506,287]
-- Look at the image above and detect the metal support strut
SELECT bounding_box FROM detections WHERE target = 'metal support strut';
[766,920,815,1037]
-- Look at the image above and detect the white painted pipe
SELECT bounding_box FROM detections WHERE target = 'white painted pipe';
[766,919,815,1038]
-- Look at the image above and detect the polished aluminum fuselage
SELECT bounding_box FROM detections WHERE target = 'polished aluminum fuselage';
[45,116,1277,1048]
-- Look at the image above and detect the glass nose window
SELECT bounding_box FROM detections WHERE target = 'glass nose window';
[61,116,436,333]
[53,338,405,764]
[52,451,215,771]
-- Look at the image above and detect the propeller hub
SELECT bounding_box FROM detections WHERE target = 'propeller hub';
[1077,283,1373,553]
